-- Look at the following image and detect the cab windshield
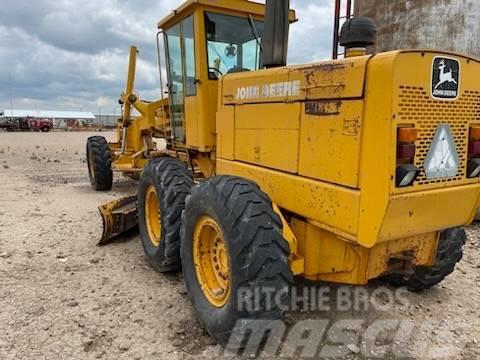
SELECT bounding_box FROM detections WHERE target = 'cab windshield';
[205,12,264,79]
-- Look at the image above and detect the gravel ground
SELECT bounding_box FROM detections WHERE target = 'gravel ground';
[0,131,479,359]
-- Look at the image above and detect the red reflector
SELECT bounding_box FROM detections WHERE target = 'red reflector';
[469,141,480,157]
[398,127,418,144]
[398,143,416,160]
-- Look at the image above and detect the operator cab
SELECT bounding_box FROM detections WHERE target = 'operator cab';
[157,0,296,149]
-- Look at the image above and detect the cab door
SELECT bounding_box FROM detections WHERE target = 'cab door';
[165,14,197,145]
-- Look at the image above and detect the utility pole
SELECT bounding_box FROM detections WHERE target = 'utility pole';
[8,72,14,114]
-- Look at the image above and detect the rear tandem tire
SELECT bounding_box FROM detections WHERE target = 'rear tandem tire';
[86,136,113,191]
[181,176,293,348]
[382,227,466,291]
[138,157,193,273]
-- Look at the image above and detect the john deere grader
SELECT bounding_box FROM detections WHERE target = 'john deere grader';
[86,0,480,347]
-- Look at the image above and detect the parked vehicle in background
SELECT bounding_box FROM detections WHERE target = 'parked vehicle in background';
[0,117,53,132]
[0,118,19,131]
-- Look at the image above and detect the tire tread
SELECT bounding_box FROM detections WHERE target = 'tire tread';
[181,176,293,346]
[139,157,193,272]
[87,136,112,191]
[383,228,466,291]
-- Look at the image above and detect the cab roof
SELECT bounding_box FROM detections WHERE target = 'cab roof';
[157,0,297,30]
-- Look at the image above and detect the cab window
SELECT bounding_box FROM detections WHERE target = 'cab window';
[205,12,264,79]
[183,15,196,96]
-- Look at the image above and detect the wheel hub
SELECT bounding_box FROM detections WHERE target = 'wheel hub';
[145,185,162,247]
[193,216,231,307]
[88,150,95,178]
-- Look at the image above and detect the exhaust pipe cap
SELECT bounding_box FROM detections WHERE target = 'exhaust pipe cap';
[339,16,377,49]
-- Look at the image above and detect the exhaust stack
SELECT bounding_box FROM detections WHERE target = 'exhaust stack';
[339,17,377,57]
[262,0,290,68]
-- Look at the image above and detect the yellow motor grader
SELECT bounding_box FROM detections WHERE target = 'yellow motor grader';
[86,0,480,346]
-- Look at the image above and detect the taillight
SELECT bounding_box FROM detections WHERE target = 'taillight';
[396,126,420,187]
[467,126,480,178]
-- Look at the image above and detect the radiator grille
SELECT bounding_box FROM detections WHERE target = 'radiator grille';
[398,86,480,186]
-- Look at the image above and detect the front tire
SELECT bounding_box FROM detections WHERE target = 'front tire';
[41,126,50,132]
[138,157,193,272]
[383,227,466,291]
[181,176,293,347]
[86,136,113,191]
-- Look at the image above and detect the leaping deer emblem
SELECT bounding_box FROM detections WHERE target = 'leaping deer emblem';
[434,60,457,90]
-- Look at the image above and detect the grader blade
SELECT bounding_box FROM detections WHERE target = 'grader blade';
[98,196,138,245]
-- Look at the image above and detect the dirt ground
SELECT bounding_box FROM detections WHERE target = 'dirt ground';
[0,131,479,360]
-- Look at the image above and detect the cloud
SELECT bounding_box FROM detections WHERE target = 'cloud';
[0,0,333,113]
[289,1,334,63]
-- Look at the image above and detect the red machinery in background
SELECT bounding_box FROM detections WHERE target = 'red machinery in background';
[0,117,53,132]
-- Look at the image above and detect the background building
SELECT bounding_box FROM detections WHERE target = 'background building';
[1,109,96,129]
[354,0,480,58]
[94,114,119,128]
[1,109,121,129]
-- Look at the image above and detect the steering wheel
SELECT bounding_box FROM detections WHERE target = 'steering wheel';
[208,67,224,77]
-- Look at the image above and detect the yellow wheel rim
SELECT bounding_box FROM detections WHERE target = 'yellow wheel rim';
[145,185,161,247]
[88,150,95,178]
[193,216,231,307]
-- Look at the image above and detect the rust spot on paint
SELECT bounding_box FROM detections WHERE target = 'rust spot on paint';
[301,62,346,73]
[302,62,347,89]
[343,118,361,136]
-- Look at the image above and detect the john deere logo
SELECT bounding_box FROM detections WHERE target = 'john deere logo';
[431,57,460,100]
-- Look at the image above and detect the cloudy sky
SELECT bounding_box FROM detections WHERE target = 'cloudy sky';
[0,0,334,115]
